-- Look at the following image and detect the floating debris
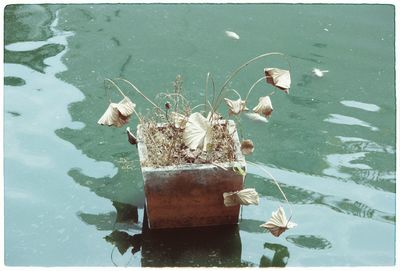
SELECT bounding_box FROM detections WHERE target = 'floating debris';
[312,68,329,77]
[225,30,240,40]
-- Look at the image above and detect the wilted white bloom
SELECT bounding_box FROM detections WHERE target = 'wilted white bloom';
[224,98,248,115]
[223,188,259,207]
[241,139,254,155]
[253,96,273,118]
[225,30,240,40]
[264,68,291,93]
[260,207,297,237]
[183,112,212,151]
[98,96,136,127]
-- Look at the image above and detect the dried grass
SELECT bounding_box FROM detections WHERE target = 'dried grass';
[141,119,237,168]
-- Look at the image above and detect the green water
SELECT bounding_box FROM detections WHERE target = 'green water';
[3,4,395,267]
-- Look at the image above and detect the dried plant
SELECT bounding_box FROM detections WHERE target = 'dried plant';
[97,52,296,236]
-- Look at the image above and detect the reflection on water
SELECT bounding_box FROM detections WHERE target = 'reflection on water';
[340,100,380,112]
[286,235,332,250]
[140,220,242,267]
[4,76,26,86]
[5,44,66,73]
[259,243,289,267]
[325,113,379,131]
[247,167,395,224]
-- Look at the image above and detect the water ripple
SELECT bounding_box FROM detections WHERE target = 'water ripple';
[324,114,379,131]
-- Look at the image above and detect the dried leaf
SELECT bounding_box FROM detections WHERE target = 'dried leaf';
[264,68,291,93]
[260,207,297,237]
[241,139,254,155]
[183,112,212,151]
[223,188,259,207]
[224,98,248,115]
[253,96,273,118]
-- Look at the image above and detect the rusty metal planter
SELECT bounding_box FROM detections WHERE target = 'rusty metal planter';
[137,120,246,229]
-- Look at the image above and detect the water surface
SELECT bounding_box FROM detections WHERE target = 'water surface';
[3,4,395,267]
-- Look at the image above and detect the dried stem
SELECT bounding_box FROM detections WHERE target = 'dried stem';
[212,52,286,112]
[247,161,293,216]
[114,77,165,113]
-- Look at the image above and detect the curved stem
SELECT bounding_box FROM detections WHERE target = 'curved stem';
[104,78,127,101]
[247,161,293,216]
[212,52,286,112]
[226,88,242,100]
[205,72,217,120]
[114,78,165,113]
[191,103,207,112]
[132,107,143,123]
[245,75,268,101]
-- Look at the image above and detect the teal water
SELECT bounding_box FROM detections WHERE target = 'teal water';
[3,4,395,267]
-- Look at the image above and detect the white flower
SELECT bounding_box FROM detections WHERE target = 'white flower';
[224,98,248,115]
[253,96,273,118]
[260,207,297,237]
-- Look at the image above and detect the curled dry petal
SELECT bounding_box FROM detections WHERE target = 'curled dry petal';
[117,96,136,117]
[170,112,188,129]
[224,98,248,115]
[183,112,212,151]
[98,96,136,127]
[223,188,259,207]
[241,139,254,155]
[260,207,297,237]
[264,68,291,94]
[253,96,273,118]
